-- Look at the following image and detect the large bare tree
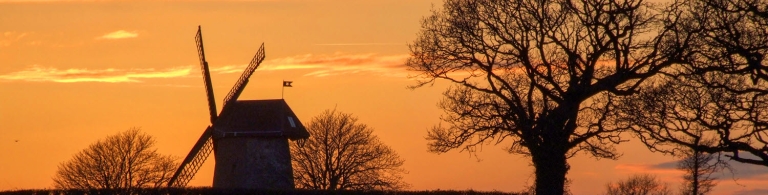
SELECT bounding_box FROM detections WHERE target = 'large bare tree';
[53,128,177,190]
[406,0,686,193]
[616,0,768,167]
[290,109,408,190]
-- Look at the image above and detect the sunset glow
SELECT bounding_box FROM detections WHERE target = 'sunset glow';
[1,0,766,194]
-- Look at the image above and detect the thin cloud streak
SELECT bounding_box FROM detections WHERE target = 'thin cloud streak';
[1,0,279,2]
[0,65,191,83]
[614,163,685,175]
[650,157,768,179]
[211,53,409,77]
[97,30,138,40]
[734,188,768,195]
[0,0,86,2]
[315,43,404,46]
[617,158,768,180]
[266,53,409,77]
[0,53,409,83]
[1,31,28,46]
[210,64,323,74]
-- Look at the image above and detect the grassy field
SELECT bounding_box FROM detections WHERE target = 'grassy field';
[0,188,524,195]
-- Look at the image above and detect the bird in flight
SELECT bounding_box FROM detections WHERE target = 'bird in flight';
[14,140,19,142]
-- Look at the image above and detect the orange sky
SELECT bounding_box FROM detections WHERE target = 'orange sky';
[1,0,766,194]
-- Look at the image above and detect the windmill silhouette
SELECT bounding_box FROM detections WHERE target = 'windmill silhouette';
[167,26,310,189]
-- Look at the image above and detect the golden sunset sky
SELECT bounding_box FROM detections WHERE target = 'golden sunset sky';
[1,0,767,194]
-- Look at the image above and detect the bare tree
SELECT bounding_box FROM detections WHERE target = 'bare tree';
[615,0,768,167]
[53,128,178,190]
[677,143,728,195]
[290,109,408,190]
[677,0,768,166]
[406,0,687,193]
[604,174,672,195]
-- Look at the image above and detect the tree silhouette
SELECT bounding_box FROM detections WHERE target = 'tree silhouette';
[290,109,408,190]
[53,128,177,190]
[604,174,672,195]
[677,143,727,195]
[615,0,768,167]
[406,0,687,193]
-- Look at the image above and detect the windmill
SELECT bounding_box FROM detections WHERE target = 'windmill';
[167,26,310,189]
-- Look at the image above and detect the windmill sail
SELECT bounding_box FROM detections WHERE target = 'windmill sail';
[168,26,269,188]
[167,126,214,187]
[197,26,218,124]
[167,26,219,188]
[222,43,265,109]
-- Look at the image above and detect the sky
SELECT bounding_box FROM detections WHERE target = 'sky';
[1,0,767,194]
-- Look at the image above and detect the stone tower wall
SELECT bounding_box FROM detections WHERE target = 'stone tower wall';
[213,137,295,189]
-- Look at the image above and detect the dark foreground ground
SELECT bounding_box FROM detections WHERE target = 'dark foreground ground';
[0,188,523,195]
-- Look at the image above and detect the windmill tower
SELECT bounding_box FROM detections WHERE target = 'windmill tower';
[167,26,310,189]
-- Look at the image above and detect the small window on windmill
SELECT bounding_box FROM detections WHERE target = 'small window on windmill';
[287,116,296,128]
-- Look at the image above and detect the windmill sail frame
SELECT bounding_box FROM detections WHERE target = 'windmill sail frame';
[167,26,267,188]
[196,26,218,124]
[167,126,214,187]
[222,43,265,109]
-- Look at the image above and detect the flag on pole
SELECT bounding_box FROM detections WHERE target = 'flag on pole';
[281,80,292,99]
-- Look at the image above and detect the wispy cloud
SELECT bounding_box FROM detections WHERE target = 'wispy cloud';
[0,53,410,83]
[0,65,191,83]
[1,0,277,2]
[97,30,138,40]
[614,163,685,175]
[616,155,768,180]
[314,43,404,46]
[735,189,768,195]
[210,64,323,74]
[212,53,410,77]
[1,31,28,47]
[272,53,409,77]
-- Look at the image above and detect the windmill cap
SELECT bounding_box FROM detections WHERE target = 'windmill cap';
[213,99,310,139]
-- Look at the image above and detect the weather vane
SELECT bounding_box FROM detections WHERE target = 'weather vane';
[282,80,293,99]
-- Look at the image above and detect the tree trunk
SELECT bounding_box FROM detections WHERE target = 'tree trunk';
[692,151,700,195]
[532,145,568,195]
[329,175,339,190]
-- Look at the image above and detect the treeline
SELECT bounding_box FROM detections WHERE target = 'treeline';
[0,188,521,195]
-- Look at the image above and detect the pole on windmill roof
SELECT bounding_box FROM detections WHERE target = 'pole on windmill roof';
[282,80,292,99]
